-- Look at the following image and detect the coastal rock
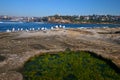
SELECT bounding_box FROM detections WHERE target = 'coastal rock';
[0,71,23,80]
[0,28,120,79]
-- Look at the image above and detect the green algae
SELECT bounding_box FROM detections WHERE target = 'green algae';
[23,51,120,80]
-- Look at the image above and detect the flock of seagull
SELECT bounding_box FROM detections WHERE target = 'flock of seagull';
[6,25,65,32]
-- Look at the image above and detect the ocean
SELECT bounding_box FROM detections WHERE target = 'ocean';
[0,21,120,32]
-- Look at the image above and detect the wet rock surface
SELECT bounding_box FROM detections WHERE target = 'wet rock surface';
[0,55,6,62]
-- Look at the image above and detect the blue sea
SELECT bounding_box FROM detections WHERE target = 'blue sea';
[0,21,120,32]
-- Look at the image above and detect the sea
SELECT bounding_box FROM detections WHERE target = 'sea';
[0,21,120,32]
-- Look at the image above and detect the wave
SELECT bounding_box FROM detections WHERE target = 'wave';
[34,22,45,24]
[0,22,3,23]
[1,21,24,24]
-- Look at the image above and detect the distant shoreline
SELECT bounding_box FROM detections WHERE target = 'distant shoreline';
[48,21,120,24]
[0,20,120,24]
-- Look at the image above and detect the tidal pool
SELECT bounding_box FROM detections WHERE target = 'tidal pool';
[23,51,120,80]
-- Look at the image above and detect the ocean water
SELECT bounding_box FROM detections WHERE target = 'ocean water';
[0,21,120,32]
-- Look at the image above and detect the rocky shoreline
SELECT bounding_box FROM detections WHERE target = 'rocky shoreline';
[0,28,120,80]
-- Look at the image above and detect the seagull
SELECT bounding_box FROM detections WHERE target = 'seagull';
[12,28,15,32]
[17,28,20,31]
[63,26,65,29]
[6,29,11,32]
[25,29,29,32]
[51,27,54,30]
[20,28,23,31]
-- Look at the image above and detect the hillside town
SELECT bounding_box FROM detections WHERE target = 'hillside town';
[0,14,120,24]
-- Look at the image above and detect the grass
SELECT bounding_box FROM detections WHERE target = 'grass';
[23,51,120,80]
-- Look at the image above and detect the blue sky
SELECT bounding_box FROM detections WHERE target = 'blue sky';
[0,0,120,17]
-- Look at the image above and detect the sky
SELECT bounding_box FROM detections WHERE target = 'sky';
[0,0,120,17]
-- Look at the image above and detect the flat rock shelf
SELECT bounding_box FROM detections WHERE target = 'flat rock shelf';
[0,28,120,80]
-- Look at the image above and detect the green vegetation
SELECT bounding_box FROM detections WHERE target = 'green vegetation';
[48,15,120,24]
[23,51,120,80]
